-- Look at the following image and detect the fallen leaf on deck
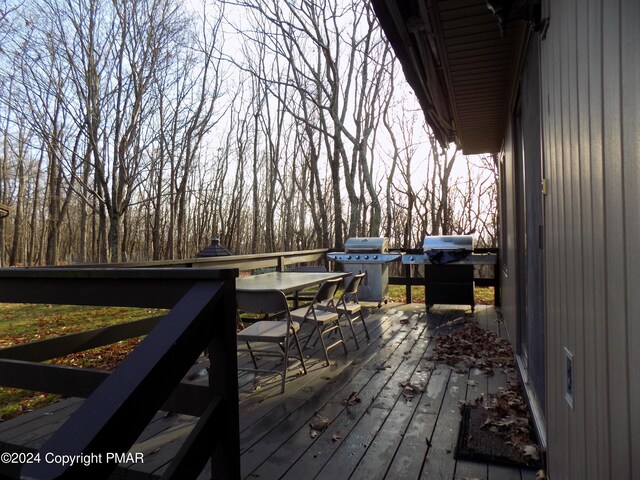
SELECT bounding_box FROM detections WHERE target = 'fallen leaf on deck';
[400,380,425,401]
[467,380,478,387]
[309,414,331,438]
[343,391,362,406]
[535,469,548,480]
[331,433,341,442]
[523,444,541,460]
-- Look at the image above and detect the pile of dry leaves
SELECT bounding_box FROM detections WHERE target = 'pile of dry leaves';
[431,320,542,463]
[428,321,514,375]
[483,381,540,461]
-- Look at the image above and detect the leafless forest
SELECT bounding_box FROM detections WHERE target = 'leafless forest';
[0,0,497,266]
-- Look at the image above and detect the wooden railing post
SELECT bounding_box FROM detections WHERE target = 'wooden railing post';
[207,281,240,479]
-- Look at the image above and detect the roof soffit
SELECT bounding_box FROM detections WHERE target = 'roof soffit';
[372,0,520,154]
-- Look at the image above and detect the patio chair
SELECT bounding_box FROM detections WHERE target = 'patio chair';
[286,265,327,307]
[290,278,347,366]
[335,273,370,349]
[236,289,307,393]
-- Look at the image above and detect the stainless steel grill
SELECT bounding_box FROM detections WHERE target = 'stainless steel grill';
[327,237,402,305]
[402,235,496,265]
[401,235,495,312]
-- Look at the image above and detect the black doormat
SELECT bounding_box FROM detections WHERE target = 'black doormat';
[455,405,542,469]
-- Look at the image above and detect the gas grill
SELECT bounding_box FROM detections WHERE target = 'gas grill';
[402,235,496,312]
[327,237,402,305]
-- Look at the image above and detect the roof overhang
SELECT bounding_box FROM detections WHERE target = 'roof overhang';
[371,0,522,154]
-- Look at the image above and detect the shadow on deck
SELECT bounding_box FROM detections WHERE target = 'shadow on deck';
[0,304,536,480]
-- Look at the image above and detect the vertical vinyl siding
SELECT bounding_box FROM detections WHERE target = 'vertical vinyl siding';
[540,38,554,467]
[543,7,567,472]
[565,0,586,476]
[542,0,638,477]
[586,0,610,478]
[621,0,640,478]
[576,1,599,477]
[602,1,630,479]
[557,0,573,473]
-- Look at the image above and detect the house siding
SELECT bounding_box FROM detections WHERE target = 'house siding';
[500,127,518,344]
[540,0,639,478]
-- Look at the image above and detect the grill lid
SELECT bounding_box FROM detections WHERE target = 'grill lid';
[344,237,389,253]
[422,235,474,252]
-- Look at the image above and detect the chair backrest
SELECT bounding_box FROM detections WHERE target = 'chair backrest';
[293,265,327,273]
[344,273,365,295]
[236,289,290,316]
[313,278,341,303]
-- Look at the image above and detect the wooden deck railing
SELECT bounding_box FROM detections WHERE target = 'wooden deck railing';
[66,248,329,272]
[0,268,239,480]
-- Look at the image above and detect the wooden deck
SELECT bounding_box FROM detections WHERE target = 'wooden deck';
[0,304,538,479]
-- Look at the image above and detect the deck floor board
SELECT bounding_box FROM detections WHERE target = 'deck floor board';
[0,304,539,480]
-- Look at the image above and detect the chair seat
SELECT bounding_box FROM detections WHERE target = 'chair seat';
[290,307,339,324]
[337,302,361,315]
[238,320,300,342]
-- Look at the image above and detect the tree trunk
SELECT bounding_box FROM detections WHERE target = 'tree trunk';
[108,213,122,263]
[9,157,25,266]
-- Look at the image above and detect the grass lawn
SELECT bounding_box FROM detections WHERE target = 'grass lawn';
[0,304,165,421]
[386,285,495,305]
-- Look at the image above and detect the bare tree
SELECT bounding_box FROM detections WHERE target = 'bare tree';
[157,3,227,259]
[0,0,499,264]
[425,130,458,235]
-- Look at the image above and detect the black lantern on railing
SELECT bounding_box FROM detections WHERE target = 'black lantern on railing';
[486,0,542,35]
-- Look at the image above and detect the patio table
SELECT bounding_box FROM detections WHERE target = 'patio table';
[236,271,348,295]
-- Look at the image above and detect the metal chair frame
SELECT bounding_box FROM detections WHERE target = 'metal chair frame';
[291,278,347,366]
[335,273,370,349]
[236,289,307,393]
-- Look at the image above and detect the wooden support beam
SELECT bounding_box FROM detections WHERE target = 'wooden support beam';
[0,315,164,362]
[0,359,211,417]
